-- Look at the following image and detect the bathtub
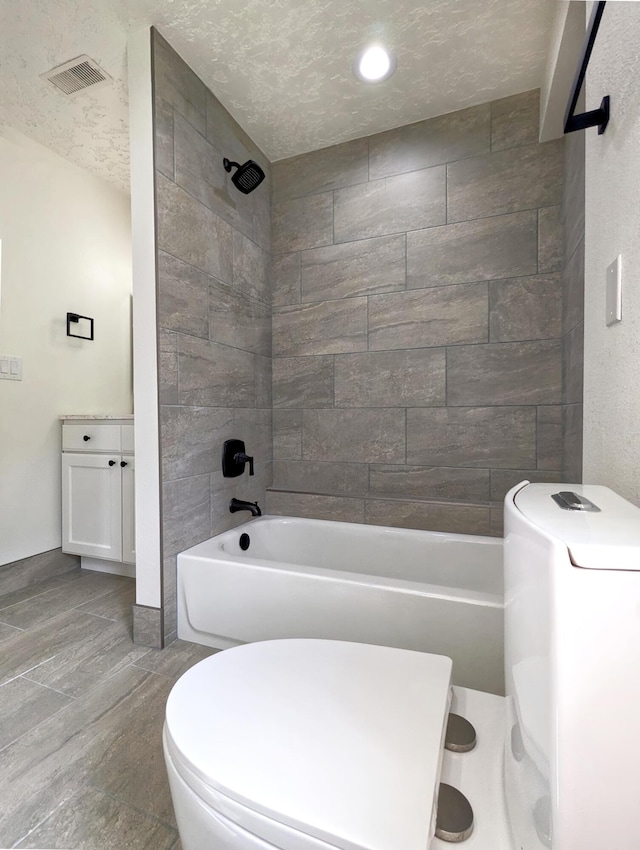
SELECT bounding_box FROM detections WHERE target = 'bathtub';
[177,515,505,694]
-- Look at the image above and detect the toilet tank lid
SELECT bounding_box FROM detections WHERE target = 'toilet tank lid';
[165,639,452,850]
[514,483,640,570]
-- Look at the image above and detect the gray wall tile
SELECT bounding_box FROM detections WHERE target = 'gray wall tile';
[407,407,537,468]
[490,89,539,152]
[537,405,563,471]
[153,32,206,135]
[447,140,563,222]
[161,406,234,481]
[303,409,405,463]
[334,349,446,408]
[209,280,271,356]
[173,113,232,224]
[132,605,163,648]
[156,174,233,283]
[157,251,210,339]
[162,555,177,643]
[272,253,300,307]
[159,330,178,405]
[154,96,174,180]
[205,89,266,167]
[489,275,562,342]
[490,507,504,538]
[490,469,563,502]
[562,131,585,264]
[273,356,334,408]
[266,491,365,524]
[272,461,368,495]
[301,234,406,301]
[178,335,257,407]
[234,408,273,464]
[334,166,446,242]
[563,403,583,482]
[368,104,490,180]
[407,211,537,289]
[162,475,211,558]
[272,192,333,254]
[232,231,270,304]
[447,341,562,406]
[369,465,490,502]
[255,355,273,409]
[368,284,488,351]
[563,321,584,405]
[563,240,584,335]
[364,499,492,536]
[273,298,367,356]
[273,409,302,459]
[272,138,369,202]
[538,205,562,273]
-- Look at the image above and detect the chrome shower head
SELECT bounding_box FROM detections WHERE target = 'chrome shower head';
[223,158,265,194]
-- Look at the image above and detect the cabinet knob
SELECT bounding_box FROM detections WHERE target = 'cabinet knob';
[108,460,116,466]
[83,435,91,441]
[120,461,128,467]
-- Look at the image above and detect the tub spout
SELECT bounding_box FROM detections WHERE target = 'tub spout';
[229,497,262,517]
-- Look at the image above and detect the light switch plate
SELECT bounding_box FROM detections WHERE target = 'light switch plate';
[0,355,22,381]
[606,255,622,326]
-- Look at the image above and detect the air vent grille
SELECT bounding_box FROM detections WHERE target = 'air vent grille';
[41,55,110,97]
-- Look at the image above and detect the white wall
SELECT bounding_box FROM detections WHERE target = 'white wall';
[0,129,132,566]
[583,2,640,505]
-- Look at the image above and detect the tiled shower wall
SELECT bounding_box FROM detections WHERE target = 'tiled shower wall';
[562,129,585,481]
[268,90,564,536]
[152,32,272,644]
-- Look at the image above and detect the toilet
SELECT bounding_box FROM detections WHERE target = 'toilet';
[164,483,640,850]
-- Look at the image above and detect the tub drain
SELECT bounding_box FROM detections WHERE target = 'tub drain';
[435,783,474,843]
[445,713,477,753]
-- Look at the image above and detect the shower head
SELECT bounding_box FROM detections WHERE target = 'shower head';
[223,158,265,194]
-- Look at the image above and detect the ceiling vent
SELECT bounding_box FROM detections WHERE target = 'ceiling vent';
[40,55,110,97]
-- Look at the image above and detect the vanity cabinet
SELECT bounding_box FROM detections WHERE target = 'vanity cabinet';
[61,418,135,567]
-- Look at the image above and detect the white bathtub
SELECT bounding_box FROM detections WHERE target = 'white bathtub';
[177,515,505,694]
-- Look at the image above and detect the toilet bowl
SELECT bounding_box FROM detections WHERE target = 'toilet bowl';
[164,639,454,850]
[165,483,640,850]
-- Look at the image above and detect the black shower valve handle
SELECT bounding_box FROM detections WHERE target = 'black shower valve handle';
[234,451,254,476]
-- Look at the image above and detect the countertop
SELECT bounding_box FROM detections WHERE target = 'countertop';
[59,414,134,420]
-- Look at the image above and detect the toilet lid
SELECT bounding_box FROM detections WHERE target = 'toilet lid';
[165,639,452,850]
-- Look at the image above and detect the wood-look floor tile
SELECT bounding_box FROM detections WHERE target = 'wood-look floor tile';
[0,621,22,644]
[75,580,136,625]
[0,677,72,752]
[0,575,75,612]
[23,616,149,699]
[0,609,145,693]
[0,666,153,848]
[87,672,176,827]
[15,784,177,849]
[0,573,133,630]
[133,638,217,681]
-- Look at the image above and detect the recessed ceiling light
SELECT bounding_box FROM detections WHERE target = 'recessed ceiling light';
[355,45,396,83]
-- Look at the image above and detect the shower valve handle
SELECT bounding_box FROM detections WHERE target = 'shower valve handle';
[234,452,254,476]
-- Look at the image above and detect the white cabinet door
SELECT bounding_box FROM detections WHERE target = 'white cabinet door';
[121,456,136,565]
[62,453,122,561]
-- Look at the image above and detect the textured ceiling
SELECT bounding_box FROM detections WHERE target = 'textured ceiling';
[0,0,554,193]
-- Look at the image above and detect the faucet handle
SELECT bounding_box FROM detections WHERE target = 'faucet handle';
[234,451,254,476]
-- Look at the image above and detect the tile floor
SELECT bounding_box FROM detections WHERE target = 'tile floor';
[0,568,216,849]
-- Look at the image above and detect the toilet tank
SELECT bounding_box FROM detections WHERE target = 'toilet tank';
[503,482,640,850]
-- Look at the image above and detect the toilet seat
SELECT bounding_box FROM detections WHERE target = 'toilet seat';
[165,639,452,850]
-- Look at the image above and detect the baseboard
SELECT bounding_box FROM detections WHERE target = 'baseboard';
[81,556,136,579]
